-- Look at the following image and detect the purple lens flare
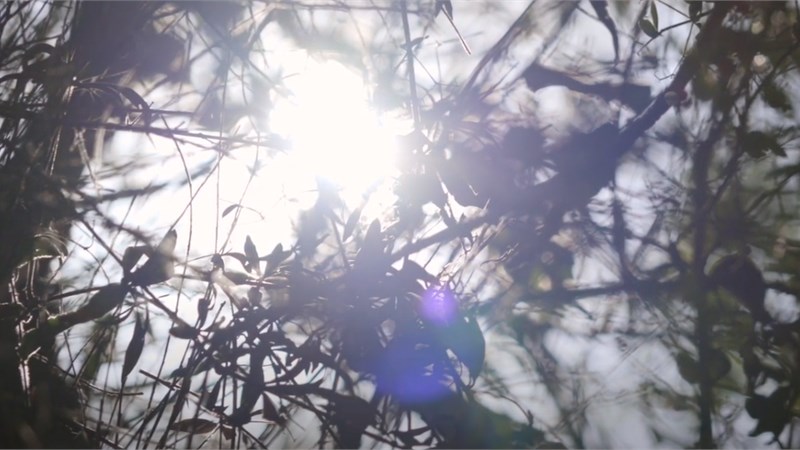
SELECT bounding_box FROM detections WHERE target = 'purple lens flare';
[419,286,459,325]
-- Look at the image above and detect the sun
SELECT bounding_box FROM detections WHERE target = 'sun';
[270,55,402,204]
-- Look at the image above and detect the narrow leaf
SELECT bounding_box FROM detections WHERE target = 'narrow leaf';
[261,394,285,424]
[197,297,211,327]
[650,0,659,29]
[205,378,223,411]
[343,207,362,241]
[121,313,147,383]
[222,204,240,217]
[170,418,217,434]
[689,1,702,22]
[639,18,659,39]
[244,236,260,274]
[229,351,266,426]
[69,283,129,324]
[169,323,199,340]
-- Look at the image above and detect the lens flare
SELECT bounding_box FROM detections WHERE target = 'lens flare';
[419,286,459,325]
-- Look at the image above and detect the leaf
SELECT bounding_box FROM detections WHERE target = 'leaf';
[197,297,211,327]
[262,243,290,273]
[210,268,249,310]
[128,230,177,286]
[158,229,178,254]
[342,207,362,241]
[121,313,147,383]
[211,254,225,271]
[761,81,793,114]
[354,219,384,272]
[327,393,377,448]
[169,323,199,340]
[436,0,453,19]
[676,349,730,384]
[169,418,217,434]
[401,259,438,284]
[688,1,702,22]
[261,394,285,424]
[744,130,784,158]
[229,351,266,426]
[436,0,470,55]
[220,425,234,440]
[439,315,486,381]
[676,352,700,383]
[639,18,659,39]
[222,204,240,217]
[650,0,659,30]
[244,235,260,274]
[68,283,129,324]
[205,378,223,411]
[363,219,382,249]
[247,287,262,306]
[122,245,148,276]
[710,253,769,321]
[747,387,792,439]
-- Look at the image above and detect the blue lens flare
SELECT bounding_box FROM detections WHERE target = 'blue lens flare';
[374,337,451,405]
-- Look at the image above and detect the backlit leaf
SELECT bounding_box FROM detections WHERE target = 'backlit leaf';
[639,18,659,39]
[121,312,147,382]
[244,235,260,274]
[121,245,148,276]
[128,230,177,286]
[761,81,792,114]
[343,207,362,241]
[650,0,659,29]
[169,323,199,340]
[170,418,217,434]
[261,394,285,424]
[222,204,240,217]
[69,283,129,324]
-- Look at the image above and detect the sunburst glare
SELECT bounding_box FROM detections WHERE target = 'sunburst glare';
[270,54,402,206]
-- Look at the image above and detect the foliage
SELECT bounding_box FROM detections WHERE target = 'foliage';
[1,1,800,448]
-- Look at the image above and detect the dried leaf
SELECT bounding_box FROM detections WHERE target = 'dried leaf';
[220,425,234,440]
